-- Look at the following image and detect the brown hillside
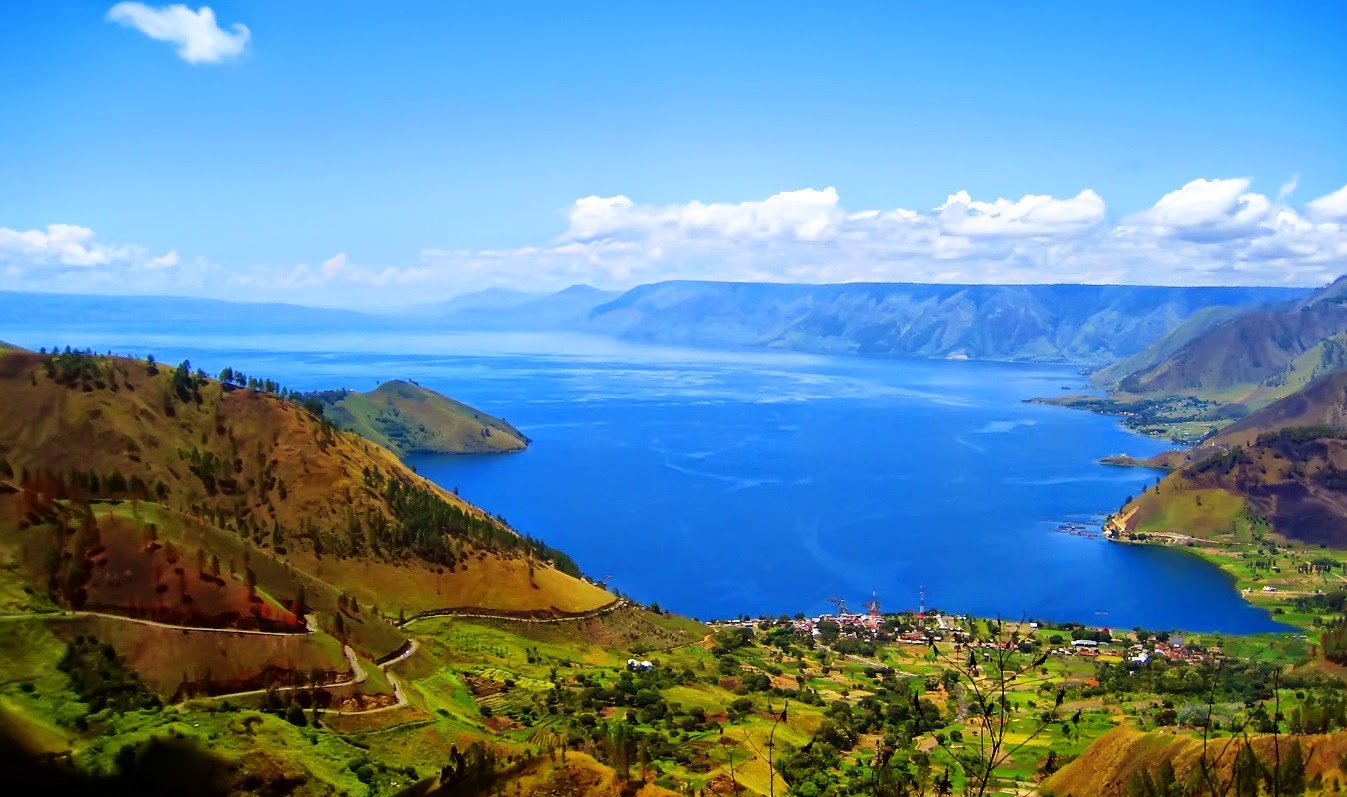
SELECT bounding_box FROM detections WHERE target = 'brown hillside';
[1116,371,1347,549]
[0,349,610,621]
[1045,726,1347,797]
[1121,430,1347,548]
[1124,305,1347,394]
[45,614,352,700]
[1211,370,1347,449]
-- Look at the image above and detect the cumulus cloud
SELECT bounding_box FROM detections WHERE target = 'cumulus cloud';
[146,250,180,269]
[321,253,347,277]
[936,189,1106,237]
[1307,184,1347,222]
[419,178,1347,293]
[567,187,846,244]
[107,3,250,64]
[7,177,1347,306]
[0,223,150,268]
[1122,177,1277,242]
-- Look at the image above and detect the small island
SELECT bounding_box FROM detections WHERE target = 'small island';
[307,379,530,456]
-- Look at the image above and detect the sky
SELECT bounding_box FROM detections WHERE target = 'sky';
[1,2,1346,308]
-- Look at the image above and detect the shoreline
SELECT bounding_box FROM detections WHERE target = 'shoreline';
[1104,528,1340,634]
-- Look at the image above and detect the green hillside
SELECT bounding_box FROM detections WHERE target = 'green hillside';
[1053,276,1347,443]
[1101,276,1347,404]
[1090,305,1247,388]
[1111,371,1347,564]
[4,347,1347,795]
[310,380,529,456]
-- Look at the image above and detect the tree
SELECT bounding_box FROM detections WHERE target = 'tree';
[1276,739,1306,796]
[911,616,1062,797]
[1234,744,1263,797]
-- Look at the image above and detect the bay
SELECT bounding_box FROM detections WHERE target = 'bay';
[0,327,1288,633]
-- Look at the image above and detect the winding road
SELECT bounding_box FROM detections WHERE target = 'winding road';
[0,609,314,636]
[5,596,634,718]
[398,599,627,628]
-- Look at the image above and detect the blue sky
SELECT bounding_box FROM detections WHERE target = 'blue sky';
[2,2,1346,306]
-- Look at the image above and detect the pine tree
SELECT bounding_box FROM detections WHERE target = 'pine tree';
[1278,739,1307,796]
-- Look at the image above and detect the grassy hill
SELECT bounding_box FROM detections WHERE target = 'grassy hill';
[1210,369,1347,449]
[1050,277,1347,443]
[0,345,663,793]
[1117,429,1347,548]
[1097,276,1347,404]
[1114,372,1347,549]
[308,380,528,456]
[1090,305,1248,389]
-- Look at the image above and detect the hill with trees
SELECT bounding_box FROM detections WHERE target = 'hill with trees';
[305,379,529,456]
[0,346,604,617]
[1112,371,1347,549]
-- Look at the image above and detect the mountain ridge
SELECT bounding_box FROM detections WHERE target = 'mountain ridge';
[576,280,1308,364]
[1096,276,1347,399]
[2,281,1308,366]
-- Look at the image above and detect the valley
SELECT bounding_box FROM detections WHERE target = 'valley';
[4,308,1347,796]
[7,3,1344,793]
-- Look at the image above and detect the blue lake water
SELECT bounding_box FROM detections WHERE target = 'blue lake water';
[0,328,1289,634]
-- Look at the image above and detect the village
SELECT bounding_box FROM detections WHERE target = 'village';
[708,589,1228,668]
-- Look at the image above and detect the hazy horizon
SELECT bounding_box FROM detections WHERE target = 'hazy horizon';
[0,275,1334,314]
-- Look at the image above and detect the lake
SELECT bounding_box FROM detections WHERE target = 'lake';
[0,328,1288,633]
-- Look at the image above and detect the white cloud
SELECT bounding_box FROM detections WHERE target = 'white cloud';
[567,187,846,244]
[6,177,1347,306]
[146,249,180,269]
[0,223,145,267]
[321,253,347,276]
[1277,175,1300,201]
[1307,184,1347,222]
[419,178,1347,293]
[107,3,249,64]
[935,189,1105,237]
[1123,177,1277,242]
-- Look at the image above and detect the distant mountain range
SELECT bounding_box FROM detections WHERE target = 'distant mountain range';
[0,281,1310,365]
[0,290,381,334]
[574,281,1308,364]
[408,284,622,331]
